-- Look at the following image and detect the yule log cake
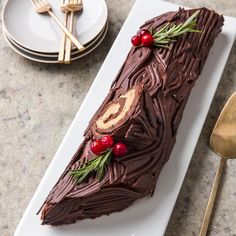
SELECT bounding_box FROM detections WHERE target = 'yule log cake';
[39,8,224,225]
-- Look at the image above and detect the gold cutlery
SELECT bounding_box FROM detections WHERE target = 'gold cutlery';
[58,0,69,63]
[65,0,83,63]
[31,0,84,52]
[199,92,236,236]
[59,0,84,64]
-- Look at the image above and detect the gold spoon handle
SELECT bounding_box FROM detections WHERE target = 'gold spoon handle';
[199,158,226,236]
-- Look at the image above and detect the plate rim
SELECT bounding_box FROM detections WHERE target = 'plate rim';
[3,21,108,58]
[4,22,108,63]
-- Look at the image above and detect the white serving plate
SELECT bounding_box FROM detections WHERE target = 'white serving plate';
[3,22,108,63]
[14,0,236,235]
[2,0,108,53]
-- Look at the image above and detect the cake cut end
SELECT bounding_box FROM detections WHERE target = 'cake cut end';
[95,84,144,134]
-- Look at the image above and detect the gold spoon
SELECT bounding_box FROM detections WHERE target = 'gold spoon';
[199,92,236,236]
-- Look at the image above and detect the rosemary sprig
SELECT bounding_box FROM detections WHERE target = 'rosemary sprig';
[153,10,201,48]
[70,149,112,184]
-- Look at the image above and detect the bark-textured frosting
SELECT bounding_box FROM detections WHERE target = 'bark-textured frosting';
[39,8,224,225]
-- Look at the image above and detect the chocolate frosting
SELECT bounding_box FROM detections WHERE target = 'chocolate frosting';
[39,8,224,225]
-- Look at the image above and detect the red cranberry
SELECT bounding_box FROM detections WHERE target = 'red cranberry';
[141,34,154,47]
[101,135,114,149]
[138,29,150,36]
[112,143,128,157]
[91,140,105,155]
[131,35,141,46]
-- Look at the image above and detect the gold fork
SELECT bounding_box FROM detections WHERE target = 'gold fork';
[65,0,83,63]
[58,0,69,63]
[31,0,84,52]
[59,0,83,63]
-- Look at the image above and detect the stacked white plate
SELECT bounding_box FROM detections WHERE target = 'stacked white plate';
[2,0,108,63]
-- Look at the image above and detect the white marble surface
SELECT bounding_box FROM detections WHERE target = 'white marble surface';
[0,0,235,236]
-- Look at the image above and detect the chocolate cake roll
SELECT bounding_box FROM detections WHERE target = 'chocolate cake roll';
[39,8,224,225]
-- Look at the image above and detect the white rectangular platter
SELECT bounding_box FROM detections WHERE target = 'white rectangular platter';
[15,0,236,235]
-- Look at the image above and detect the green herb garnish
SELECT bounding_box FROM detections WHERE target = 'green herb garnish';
[153,10,201,47]
[70,150,112,184]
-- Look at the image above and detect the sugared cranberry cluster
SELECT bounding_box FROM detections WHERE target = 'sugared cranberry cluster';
[131,29,154,47]
[91,135,128,157]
